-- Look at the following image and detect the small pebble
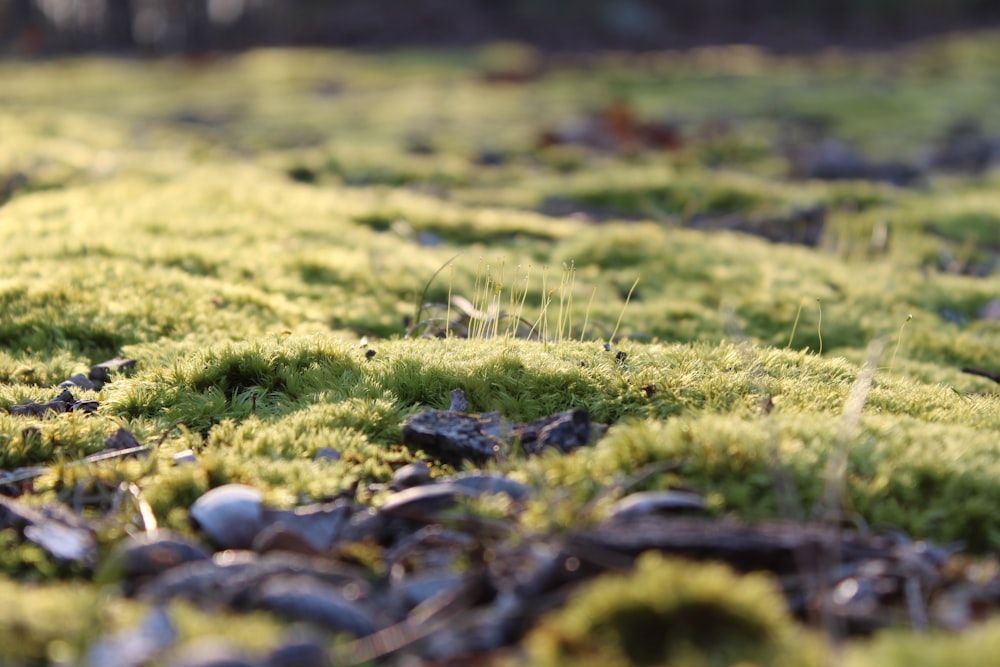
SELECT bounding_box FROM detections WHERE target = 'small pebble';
[173,449,198,465]
[448,388,468,412]
[313,448,341,462]
[249,575,378,637]
[59,373,97,390]
[111,532,210,583]
[379,483,471,519]
[105,427,142,451]
[606,490,707,520]
[447,472,533,501]
[255,500,353,553]
[72,399,100,414]
[189,484,264,550]
[89,357,137,385]
[392,461,431,489]
[263,636,328,667]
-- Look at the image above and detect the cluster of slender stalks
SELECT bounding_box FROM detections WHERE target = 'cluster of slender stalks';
[409,256,638,345]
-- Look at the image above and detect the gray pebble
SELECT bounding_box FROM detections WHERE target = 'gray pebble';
[249,575,378,637]
[263,635,328,667]
[447,472,534,501]
[60,373,98,390]
[392,461,431,489]
[173,449,198,465]
[110,532,210,590]
[378,483,472,520]
[448,388,468,412]
[606,490,707,520]
[255,500,353,553]
[190,484,264,550]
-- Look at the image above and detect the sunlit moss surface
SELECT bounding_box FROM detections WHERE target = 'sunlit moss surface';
[0,31,999,665]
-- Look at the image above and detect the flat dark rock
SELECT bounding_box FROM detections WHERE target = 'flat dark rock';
[105,427,142,451]
[401,410,507,464]
[255,500,354,553]
[378,483,472,520]
[111,533,211,593]
[446,472,534,501]
[567,515,900,574]
[392,461,432,489]
[606,490,707,519]
[89,357,138,385]
[401,405,592,463]
[137,551,371,609]
[8,389,76,417]
[514,408,591,454]
[59,373,97,391]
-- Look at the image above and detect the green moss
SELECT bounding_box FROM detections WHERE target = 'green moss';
[526,552,825,667]
[847,620,1000,667]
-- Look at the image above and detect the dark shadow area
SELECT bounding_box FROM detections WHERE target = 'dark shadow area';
[4,0,1000,56]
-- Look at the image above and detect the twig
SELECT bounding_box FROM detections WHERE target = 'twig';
[961,366,1000,385]
[127,482,159,538]
[2,444,153,485]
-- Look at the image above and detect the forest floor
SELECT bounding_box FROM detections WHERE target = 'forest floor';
[0,32,999,666]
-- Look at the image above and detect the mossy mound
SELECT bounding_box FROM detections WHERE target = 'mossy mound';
[526,552,824,667]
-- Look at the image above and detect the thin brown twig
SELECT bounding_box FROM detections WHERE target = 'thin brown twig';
[961,366,1000,385]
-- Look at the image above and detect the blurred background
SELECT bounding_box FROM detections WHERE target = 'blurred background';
[3,0,1000,56]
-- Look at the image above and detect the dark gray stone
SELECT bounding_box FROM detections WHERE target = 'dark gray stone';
[313,448,341,462]
[606,490,707,520]
[392,461,431,489]
[447,472,533,501]
[190,484,264,550]
[249,575,379,637]
[263,636,328,667]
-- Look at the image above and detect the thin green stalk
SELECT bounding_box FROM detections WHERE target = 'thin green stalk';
[786,299,805,349]
[889,314,913,371]
[816,298,823,355]
[510,265,532,338]
[610,277,640,344]
[579,286,597,342]
[413,252,461,335]
[446,265,454,338]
